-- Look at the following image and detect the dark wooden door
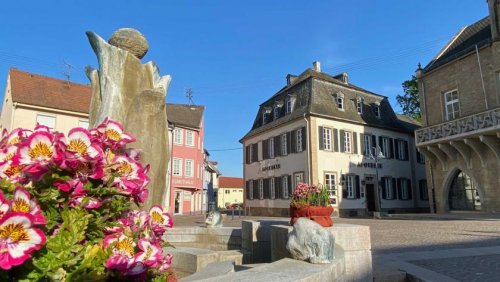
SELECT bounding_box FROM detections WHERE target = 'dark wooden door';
[366,184,376,211]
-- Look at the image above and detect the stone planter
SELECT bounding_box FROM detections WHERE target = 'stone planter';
[289,206,334,227]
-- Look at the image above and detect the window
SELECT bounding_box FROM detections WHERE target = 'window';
[444,90,460,120]
[225,190,230,194]
[36,114,55,130]
[357,98,364,114]
[270,178,276,199]
[336,93,344,110]
[419,180,428,200]
[185,159,194,177]
[281,133,287,155]
[262,111,270,125]
[396,140,405,160]
[282,176,289,199]
[186,130,194,146]
[259,179,264,199]
[384,178,393,199]
[416,149,425,164]
[173,128,183,145]
[343,131,352,153]
[269,137,275,158]
[78,119,89,129]
[364,134,372,156]
[286,97,295,114]
[381,137,390,158]
[346,175,354,199]
[296,128,303,152]
[294,172,304,189]
[274,106,281,119]
[323,127,332,151]
[400,179,408,200]
[360,185,365,198]
[374,104,380,118]
[173,158,182,176]
[248,181,254,200]
[324,173,337,198]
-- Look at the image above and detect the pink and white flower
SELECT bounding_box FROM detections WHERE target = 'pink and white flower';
[15,131,64,178]
[134,239,161,267]
[149,205,173,235]
[0,192,10,221]
[0,128,30,146]
[0,159,26,183]
[158,254,173,273]
[65,128,103,161]
[0,213,46,270]
[97,118,135,150]
[104,234,136,272]
[11,187,46,225]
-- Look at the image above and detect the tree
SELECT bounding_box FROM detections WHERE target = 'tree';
[396,75,420,121]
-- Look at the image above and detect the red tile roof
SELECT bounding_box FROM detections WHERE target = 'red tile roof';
[9,68,92,113]
[218,177,244,188]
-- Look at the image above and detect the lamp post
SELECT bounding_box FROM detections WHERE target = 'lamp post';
[371,146,385,212]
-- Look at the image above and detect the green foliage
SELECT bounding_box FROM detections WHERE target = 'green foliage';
[396,75,421,121]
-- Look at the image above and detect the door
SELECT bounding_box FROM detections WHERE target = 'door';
[366,184,376,212]
[174,192,182,214]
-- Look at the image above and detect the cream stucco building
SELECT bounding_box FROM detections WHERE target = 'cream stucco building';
[241,63,428,217]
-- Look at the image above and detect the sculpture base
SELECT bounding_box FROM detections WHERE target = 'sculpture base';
[290,206,334,227]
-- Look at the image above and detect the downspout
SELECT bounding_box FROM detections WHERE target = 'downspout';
[475,44,489,109]
[10,102,18,131]
[303,113,311,184]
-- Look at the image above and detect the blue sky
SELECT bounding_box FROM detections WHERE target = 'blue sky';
[0,1,487,177]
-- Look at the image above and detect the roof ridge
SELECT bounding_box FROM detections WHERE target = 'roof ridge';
[10,67,91,88]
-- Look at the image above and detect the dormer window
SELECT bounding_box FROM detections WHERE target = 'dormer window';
[273,106,280,119]
[262,107,272,125]
[285,95,296,114]
[334,92,344,111]
[374,103,380,118]
[356,97,364,114]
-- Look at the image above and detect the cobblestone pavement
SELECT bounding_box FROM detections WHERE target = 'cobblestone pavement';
[412,254,500,282]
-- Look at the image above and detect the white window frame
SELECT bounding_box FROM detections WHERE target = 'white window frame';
[357,98,363,114]
[337,95,344,110]
[274,106,280,119]
[374,104,380,118]
[36,114,56,130]
[400,179,408,200]
[444,89,460,121]
[344,131,352,153]
[286,98,294,114]
[385,178,393,199]
[186,130,194,147]
[173,128,183,145]
[296,128,303,152]
[282,176,289,199]
[324,173,336,198]
[281,133,287,155]
[270,178,276,199]
[262,112,269,124]
[397,139,405,160]
[382,137,390,158]
[259,179,264,200]
[294,172,304,190]
[323,127,332,151]
[185,159,194,177]
[173,158,182,176]
[364,134,372,156]
[269,137,275,158]
[346,175,354,199]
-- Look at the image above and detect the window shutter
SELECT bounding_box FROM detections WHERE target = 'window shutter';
[378,136,383,154]
[318,126,324,150]
[372,135,377,153]
[339,130,345,152]
[392,178,397,200]
[360,133,365,155]
[398,178,403,200]
[262,140,268,160]
[264,179,270,199]
[245,146,250,164]
[342,175,347,198]
[355,175,360,198]
[246,181,251,199]
[302,126,307,151]
[389,138,394,159]
[416,149,421,163]
[286,132,292,155]
[334,129,339,152]
[287,175,293,196]
[381,177,387,199]
[253,180,258,199]
[353,132,358,154]
[394,140,400,160]
[291,130,297,154]
[275,177,282,199]
[404,141,409,161]
[274,136,281,156]
[407,179,412,200]
[252,143,258,162]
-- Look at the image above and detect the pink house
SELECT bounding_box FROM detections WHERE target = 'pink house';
[167,104,205,215]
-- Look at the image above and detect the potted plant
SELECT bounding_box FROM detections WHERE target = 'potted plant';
[0,119,175,281]
[289,183,333,227]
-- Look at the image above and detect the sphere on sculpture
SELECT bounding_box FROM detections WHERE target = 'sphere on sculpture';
[108,28,149,59]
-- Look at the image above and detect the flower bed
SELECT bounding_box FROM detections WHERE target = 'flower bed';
[289,183,333,227]
[0,119,174,281]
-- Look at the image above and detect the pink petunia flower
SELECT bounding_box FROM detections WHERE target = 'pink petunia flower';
[0,191,10,221]
[0,212,46,270]
[134,239,162,267]
[104,234,136,272]
[10,187,46,225]
[96,118,135,150]
[158,254,173,273]
[149,205,173,236]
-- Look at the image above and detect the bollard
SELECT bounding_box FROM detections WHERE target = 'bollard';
[231,208,234,220]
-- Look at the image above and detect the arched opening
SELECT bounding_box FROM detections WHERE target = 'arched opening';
[448,170,481,211]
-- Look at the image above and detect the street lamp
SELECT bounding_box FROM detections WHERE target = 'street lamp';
[370,146,385,212]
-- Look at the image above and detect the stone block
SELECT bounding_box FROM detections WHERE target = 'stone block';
[164,247,220,274]
[182,261,235,282]
[218,250,243,265]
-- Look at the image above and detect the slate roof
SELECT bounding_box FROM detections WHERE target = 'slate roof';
[218,177,244,188]
[166,104,204,129]
[424,17,491,73]
[8,68,92,113]
[241,68,415,141]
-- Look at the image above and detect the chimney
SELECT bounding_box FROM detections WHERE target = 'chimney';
[488,0,500,41]
[340,72,348,84]
[313,61,321,72]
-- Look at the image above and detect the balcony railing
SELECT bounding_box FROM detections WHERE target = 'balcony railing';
[416,107,500,145]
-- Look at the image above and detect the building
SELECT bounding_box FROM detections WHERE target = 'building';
[415,0,500,213]
[203,149,221,212]
[167,103,205,215]
[240,62,428,217]
[1,68,91,133]
[218,176,244,208]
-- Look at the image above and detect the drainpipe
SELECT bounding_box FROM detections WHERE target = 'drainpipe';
[475,45,489,109]
[303,113,311,184]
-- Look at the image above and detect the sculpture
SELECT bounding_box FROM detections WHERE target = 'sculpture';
[286,218,335,264]
[86,28,171,210]
[205,210,223,228]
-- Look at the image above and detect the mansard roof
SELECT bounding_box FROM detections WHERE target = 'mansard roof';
[424,16,491,73]
[241,68,418,141]
[166,103,204,129]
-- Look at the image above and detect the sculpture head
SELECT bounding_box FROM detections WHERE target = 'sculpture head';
[108,28,149,59]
